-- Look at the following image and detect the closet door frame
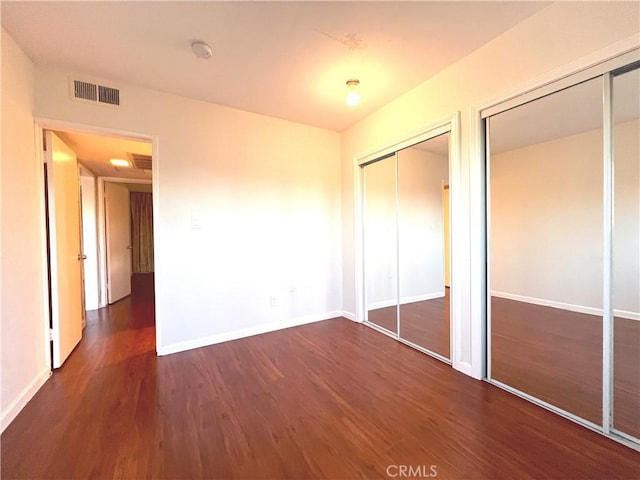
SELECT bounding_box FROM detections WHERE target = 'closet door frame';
[354,112,461,366]
[480,48,640,450]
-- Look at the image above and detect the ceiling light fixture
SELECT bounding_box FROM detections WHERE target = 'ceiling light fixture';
[109,158,131,167]
[345,79,360,106]
[191,40,213,60]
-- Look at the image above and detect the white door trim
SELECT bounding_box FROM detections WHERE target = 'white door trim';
[33,126,52,371]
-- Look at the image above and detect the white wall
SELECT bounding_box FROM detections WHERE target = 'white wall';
[613,120,640,317]
[33,65,342,354]
[80,173,99,311]
[1,28,50,431]
[398,147,448,302]
[490,119,638,318]
[341,1,640,378]
[363,156,396,309]
[490,128,604,310]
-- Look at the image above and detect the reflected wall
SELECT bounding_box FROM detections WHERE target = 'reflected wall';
[397,136,450,358]
[363,155,398,334]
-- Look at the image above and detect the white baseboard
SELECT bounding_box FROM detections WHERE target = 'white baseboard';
[340,310,356,322]
[368,291,445,311]
[614,309,640,321]
[1,368,51,433]
[453,361,481,380]
[492,291,640,321]
[158,311,344,356]
[368,299,396,310]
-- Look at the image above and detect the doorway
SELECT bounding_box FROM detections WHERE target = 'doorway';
[40,124,156,369]
[102,179,154,305]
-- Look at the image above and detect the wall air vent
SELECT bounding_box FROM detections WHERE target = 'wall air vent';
[98,85,120,105]
[74,80,97,101]
[70,78,121,106]
[130,153,152,170]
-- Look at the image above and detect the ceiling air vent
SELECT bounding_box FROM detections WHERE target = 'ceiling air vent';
[130,153,152,170]
[70,78,121,106]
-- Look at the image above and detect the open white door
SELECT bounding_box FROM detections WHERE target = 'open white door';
[45,131,84,368]
[105,182,132,303]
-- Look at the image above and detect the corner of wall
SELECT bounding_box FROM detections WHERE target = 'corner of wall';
[1,27,51,432]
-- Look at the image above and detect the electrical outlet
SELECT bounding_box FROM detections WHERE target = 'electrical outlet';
[270,295,279,307]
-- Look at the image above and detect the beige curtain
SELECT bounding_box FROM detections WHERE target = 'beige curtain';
[130,192,154,273]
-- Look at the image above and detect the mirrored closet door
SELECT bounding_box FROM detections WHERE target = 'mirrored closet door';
[486,56,640,447]
[397,134,450,359]
[612,66,639,442]
[363,132,452,362]
[488,77,604,426]
[363,154,398,334]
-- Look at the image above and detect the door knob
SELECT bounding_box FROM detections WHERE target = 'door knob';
[127,245,133,250]
[78,254,87,260]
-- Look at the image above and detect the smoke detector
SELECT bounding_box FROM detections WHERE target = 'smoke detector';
[191,40,213,59]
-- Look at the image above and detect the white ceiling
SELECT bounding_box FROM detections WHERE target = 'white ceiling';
[56,130,152,180]
[490,69,640,154]
[407,132,450,156]
[371,67,640,159]
[2,1,550,132]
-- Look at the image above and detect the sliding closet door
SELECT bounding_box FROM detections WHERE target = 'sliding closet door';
[363,156,398,333]
[612,67,640,440]
[397,134,451,359]
[488,78,604,425]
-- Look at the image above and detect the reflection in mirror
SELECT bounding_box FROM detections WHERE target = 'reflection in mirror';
[397,134,450,358]
[363,156,398,333]
[612,67,640,440]
[489,77,603,425]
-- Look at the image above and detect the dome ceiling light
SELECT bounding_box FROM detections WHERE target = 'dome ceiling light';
[346,79,360,107]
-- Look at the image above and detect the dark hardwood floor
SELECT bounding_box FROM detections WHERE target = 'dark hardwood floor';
[367,305,398,333]
[614,315,640,437]
[492,296,640,439]
[2,277,639,479]
[400,290,450,359]
[367,289,450,358]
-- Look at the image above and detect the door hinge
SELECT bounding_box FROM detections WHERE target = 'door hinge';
[49,328,54,342]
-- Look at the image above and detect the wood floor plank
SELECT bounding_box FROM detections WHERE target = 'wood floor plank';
[1,274,638,479]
